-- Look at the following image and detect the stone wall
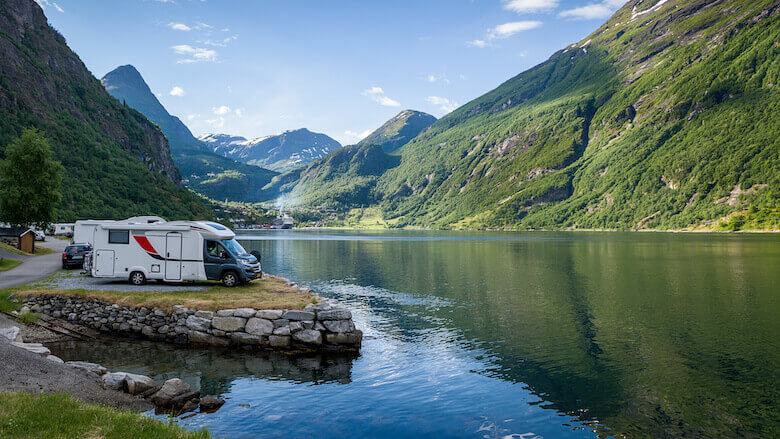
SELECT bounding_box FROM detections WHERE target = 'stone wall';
[22,295,362,353]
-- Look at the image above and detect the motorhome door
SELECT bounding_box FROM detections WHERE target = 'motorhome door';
[94,250,114,276]
[165,233,182,280]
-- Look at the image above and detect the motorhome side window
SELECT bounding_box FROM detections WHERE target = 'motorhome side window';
[108,230,129,244]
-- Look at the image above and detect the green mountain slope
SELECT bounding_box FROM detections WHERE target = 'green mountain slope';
[357,110,437,153]
[276,0,777,230]
[101,65,278,202]
[0,0,211,221]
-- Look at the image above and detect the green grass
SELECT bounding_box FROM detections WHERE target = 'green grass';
[0,258,21,272]
[0,288,21,313]
[0,242,55,256]
[0,392,209,439]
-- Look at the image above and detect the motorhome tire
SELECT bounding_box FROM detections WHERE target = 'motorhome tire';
[130,271,146,286]
[221,271,238,287]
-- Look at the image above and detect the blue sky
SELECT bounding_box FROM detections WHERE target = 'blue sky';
[36,0,626,145]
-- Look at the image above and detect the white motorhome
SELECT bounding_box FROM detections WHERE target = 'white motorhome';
[90,220,261,287]
[52,223,75,236]
[74,216,166,245]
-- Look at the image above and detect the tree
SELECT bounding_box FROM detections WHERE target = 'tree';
[0,128,63,228]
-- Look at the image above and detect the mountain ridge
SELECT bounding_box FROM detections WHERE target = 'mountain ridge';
[357,110,437,153]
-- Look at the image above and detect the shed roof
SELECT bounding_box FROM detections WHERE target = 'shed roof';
[0,227,34,237]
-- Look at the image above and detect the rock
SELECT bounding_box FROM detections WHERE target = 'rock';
[186,315,211,331]
[317,309,352,320]
[282,310,315,321]
[292,329,322,345]
[0,326,22,342]
[322,320,355,333]
[199,395,225,411]
[102,372,129,390]
[215,309,234,317]
[314,322,326,331]
[46,355,64,364]
[150,378,192,407]
[256,310,283,320]
[124,373,158,395]
[268,335,291,348]
[231,332,263,345]
[158,325,170,334]
[180,399,200,413]
[66,361,107,376]
[169,390,201,409]
[273,319,290,328]
[245,318,273,336]
[326,330,363,345]
[211,316,246,332]
[273,326,291,336]
[141,326,155,337]
[10,342,50,357]
[189,330,230,347]
[233,308,256,318]
[289,322,303,332]
[194,310,214,319]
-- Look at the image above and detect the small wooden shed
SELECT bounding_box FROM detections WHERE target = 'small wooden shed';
[0,227,35,254]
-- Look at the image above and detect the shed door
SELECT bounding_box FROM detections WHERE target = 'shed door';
[165,233,182,280]
[94,250,114,276]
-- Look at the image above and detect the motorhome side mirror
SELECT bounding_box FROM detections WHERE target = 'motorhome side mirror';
[250,251,261,261]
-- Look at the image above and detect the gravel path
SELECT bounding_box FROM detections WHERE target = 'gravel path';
[34,270,210,292]
[0,239,69,289]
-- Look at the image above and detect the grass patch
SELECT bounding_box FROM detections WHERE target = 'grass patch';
[0,242,55,256]
[11,275,318,312]
[0,392,209,438]
[0,259,21,272]
[33,246,55,255]
[0,289,21,313]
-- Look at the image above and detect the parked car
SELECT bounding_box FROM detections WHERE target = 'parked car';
[34,230,46,241]
[62,243,92,269]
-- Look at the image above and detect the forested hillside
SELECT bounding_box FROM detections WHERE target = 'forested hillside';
[102,65,278,202]
[272,0,778,230]
[357,110,436,153]
[0,0,211,220]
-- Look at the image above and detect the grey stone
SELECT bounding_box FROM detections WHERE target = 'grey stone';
[292,329,322,345]
[102,372,129,390]
[273,319,290,328]
[273,326,291,336]
[231,332,263,345]
[211,329,226,337]
[0,326,22,342]
[124,373,158,395]
[256,309,283,320]
[211,316,246,332]
[215,309,234,317]
[302,320,315,329]
[317,309,352,320]
[322,320,355,333]
[268,335,291,347]
[289,321,303,332]
[46,355,64,364]
[141,326,155,337]
[233,308,256,318]
[245,318,273,336]
[10,342,50,356]
[158,325,170,334]
[194,310,214,319]
[189,330,230,346]
[282,310,315,321]
[186,315,211,331]
[150,378,193,407]
[200,395,225,411]
[66,361,107,376]
[314,322,326,331]
[325,331,363,345]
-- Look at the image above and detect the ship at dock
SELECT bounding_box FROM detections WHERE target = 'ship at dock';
[272,213,294,229]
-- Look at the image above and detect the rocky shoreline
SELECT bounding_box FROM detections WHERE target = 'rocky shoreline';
[20,294,362,353]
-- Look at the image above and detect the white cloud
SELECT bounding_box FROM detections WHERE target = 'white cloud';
[466,39,488,48]
[205,117,225,129]
[212,105,231,115]
[341,129,373,144]
[202,35,238,47]
[426,74,451,84]
[426,96,458,113]
[362,87,401,107]
[171,45,217,63]
[168,22,191,31]
[503,0,559,14]
[234,109,243,117]
[488,21,543,39]
[169,86,185,97]
[186,114,199,121]
[34,0,64,13]
[558,1,626,20]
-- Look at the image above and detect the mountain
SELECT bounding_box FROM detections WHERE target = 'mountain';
[272,0,779,230]
[101,65,278,202]
[357,110,436,153]
[0,0,211,221]
[200,128,342,172]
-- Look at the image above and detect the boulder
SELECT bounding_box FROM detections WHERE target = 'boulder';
[0,326,22,342]
[325,330,363,346]
[66,361,107,376]
[200,395,226,411]
[211,316,246,332]
[292,329,322,345]
[124,373,159,395]
[150,378,195,408]
[10,342,50,357]
[233,308,256,318]
[256,310,283,320]
[322,320,355,333]
[180,399,200,413]
[186,315,211,332]
[46,355,64,364]
[282,310,315,321]
[102,372,129,390]
[273,326,291,336]
[194,310,214,319]
[215,309,234,317]
[245,318,273,336]
[268,335,291,348]
[317,309,352,320]
[230,332,263,345]
[189,330,230,347]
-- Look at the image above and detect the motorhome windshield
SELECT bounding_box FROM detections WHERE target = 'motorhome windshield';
[222,239,249,256]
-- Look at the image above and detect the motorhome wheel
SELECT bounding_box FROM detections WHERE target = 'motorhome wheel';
[221,271,238,287]
[130,271,146,285]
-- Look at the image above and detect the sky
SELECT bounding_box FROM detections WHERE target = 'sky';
[36,0,627,145]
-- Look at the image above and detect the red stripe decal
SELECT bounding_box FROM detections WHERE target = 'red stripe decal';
[133,236,157,254]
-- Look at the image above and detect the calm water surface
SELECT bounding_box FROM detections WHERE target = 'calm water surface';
[50,231,780,438]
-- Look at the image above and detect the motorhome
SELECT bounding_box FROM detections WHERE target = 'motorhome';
[52,223,75,236]
[90,220,261,287]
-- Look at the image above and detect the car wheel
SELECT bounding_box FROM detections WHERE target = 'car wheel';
[221,271,238,287]
[130,271,146,286]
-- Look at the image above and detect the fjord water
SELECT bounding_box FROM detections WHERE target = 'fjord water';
[52,231,779,438]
